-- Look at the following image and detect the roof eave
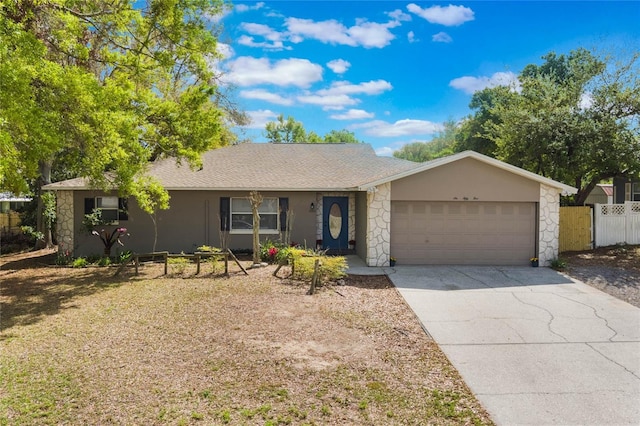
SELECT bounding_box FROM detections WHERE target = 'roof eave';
[43,185,361,192]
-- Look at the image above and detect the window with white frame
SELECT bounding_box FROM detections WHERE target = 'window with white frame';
[96,196,120,223]
[230,197,279,233]
[84,196,128,224]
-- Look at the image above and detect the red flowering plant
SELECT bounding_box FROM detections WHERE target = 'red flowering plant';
[268,246,279,260]
[91,227,129,257]
[83,208,130,258]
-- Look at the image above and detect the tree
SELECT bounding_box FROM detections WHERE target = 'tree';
[0,0,239,246]
[455,86,517,157]
[264,115,363,143]
[323,129,362,143]
[393,119,457,162]
[265,115,307,143]
[456,48,640,205]
[134,177,170,253]
[248,191,263,265]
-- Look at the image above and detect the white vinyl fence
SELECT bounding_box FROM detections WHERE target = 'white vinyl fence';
[594,202,640,247]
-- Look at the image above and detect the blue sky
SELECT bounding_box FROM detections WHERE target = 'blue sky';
[215,1,640,155]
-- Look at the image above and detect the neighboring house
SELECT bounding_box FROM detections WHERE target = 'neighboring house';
[0,192,31,236]
[613,177,640,204]
[0,192,31,213]
[44,144,576,266]
[584,184,614,205]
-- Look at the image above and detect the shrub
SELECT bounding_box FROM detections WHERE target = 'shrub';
[209,257,225,274]
[292,255,347,283]
[276,246,307,264]
[97,257,111,267]
[550,257,567,270]
[197,245,222,253]
[72,257,88,268]
[118,250,133,264]
[55,249,73,266]
[168,257,191,274]
[260,239,289,263]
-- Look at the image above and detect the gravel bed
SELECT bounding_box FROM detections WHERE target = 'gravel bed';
[562,246,640,308]
[564,266,640,308]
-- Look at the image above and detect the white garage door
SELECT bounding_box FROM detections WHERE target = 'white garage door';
[390,201,536,265]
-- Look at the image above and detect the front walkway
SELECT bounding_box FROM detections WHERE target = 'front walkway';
[386,265,640,425]
[343,255,386,276]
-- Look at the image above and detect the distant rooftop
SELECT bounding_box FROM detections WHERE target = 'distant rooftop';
[0,192,32,202]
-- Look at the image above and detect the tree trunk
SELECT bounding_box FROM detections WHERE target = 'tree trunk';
[574,178,601,206]
[249,191,263,264]
[150,214,158,253]
[35,159,53,249]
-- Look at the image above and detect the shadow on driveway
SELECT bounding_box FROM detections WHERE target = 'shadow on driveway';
[387,265,573,291]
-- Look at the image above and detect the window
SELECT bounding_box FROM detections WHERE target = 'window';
[633,182,640,201]
[84,196,128,224]
[230,197,279,233]
[97,196,119,222]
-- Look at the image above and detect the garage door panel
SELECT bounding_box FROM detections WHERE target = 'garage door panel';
[391,201,536,265]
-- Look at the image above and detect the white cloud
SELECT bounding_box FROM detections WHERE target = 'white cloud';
[216,43,234,60]
[235,2,264,13]
[329,109,375,120]
[238,23,290,50]
[407,31,417,43]
[245,109,278,129]
[285,17,397,49]
[297,93,359,109]
[237,35,289,50]
[348,20,400,48]
[352,119,443,137]
[240,23,282,41]
[407,4,475,26]
[327,59,351,74]
[375,146,395,157]
[579,92,594,110]
[387,9,412,22]
[293,80,392,111]
[318,80,393,96]
[226,57,323,88]
[240,89,293,106]
[449,71,519,94]
[432,31,452,43]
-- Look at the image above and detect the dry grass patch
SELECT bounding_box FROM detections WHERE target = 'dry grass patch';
[1,250,492,425]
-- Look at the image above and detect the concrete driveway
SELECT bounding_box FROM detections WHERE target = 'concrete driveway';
[388,266,640,426]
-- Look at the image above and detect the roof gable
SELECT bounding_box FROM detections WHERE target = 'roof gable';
[359,150,577,195]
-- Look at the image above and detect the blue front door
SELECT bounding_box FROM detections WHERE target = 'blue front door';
[323,197,348,250]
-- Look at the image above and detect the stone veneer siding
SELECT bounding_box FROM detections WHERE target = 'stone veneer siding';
[539,183,561,266]
[315,192,355,244]
[365,183,391,267]
[56,190,75,256]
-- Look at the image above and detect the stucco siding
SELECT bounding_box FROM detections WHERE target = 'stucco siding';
[72,190,318,256]
[391,157,540,202]
[355,191,367,259]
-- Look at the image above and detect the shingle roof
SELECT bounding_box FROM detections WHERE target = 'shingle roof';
[44,143,419,191]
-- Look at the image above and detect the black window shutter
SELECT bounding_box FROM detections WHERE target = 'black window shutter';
[118,198,128,221]
[279,198,289,231]
[84,198,95,215]
[220,197,230,231]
